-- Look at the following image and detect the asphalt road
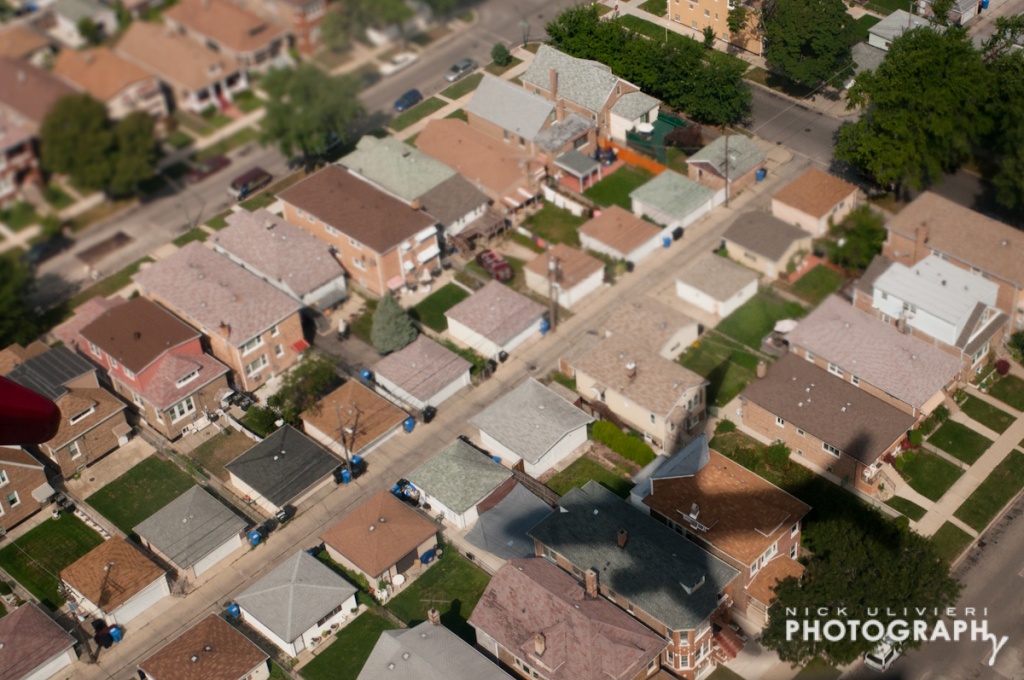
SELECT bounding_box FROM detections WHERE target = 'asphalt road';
[744,86,846,170]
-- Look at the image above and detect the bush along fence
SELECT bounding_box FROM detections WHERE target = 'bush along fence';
[591,420,656,466]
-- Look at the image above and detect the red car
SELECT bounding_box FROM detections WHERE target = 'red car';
[186,155,231,184]
[475,249,513,282]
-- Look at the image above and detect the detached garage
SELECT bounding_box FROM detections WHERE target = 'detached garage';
[407,438,512,530]
[61,538,169,625]
[676,254,759,318]
[630,170,720,232]
[524,244,604,310]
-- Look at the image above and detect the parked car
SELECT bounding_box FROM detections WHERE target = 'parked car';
[475,249,513,282]
[444,58,478,82]
[186,155,230,184]
[228,167,272,201]
[394,89,423,112]
[864,637,901,672]
[379,51,419,76]
[22,235,73,269]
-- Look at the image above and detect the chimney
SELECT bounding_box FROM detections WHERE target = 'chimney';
[427,607,440,625]
[625,361,637,379]
[756,360,767,378]
[897,315,907,334]
[534,632,546,656]
[556,98,565,122]
[411,198,421,211]
[548,67,558,102]
[616,528,628,549]
[913,223,929,262]
[218,322,230,338]
[584,568,598,599]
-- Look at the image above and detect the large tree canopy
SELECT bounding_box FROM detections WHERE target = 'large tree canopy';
[0,253,41,348]
[763,0,856,87]
[371,293,418,354]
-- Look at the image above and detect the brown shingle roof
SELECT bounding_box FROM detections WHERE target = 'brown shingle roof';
[444,280,546,346]
[165,0,287,55]
[80,296,199,374]
[723,211,811,261]
[52,296,126,351]
[0,446,45,468]
[140,614,268,680]
[320,490,437,579]
[371,336,471,402]
[746,556,803,606]
[0,56,78,127]
[301,381,406,455]
[143,352,229,411]
[524,244,603,289]
[0,341,48,375]
[115,22,244,92]
[278,165,436,254]
[51,387,127,450]
[0,603,76,680]
[578,205,661,258]
[415,119,530,199]
[53,47,153,102]
[61,538,165,611]
[772,168,858,218]
[0,25,50,60]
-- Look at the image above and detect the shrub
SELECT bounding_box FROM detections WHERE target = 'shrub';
[996,359,1011,376]
[765,442,791,470]
[0,581,11,596]
[1009,331,1024,361]
[932,405,950,423]
[715,419,737,434]
[908,429,923,446]
[242,406,279,438]
[592,420,656,466]
[491,42,512,67]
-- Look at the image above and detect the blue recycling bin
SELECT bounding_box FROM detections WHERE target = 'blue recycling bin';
[340,467,352,484]
[981,0,989,8]
[248,530,262,546]
[227,603,241,618]
[403,417,416,433]
[109,626,123,643]
[540,318,551,335]
[360,369,372,382]
[662,236,672,248]
[756,168,768,182]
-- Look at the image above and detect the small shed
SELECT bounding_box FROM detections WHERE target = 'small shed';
[676,254,759,318]
[61,538,169,625]
[687,135,766,197]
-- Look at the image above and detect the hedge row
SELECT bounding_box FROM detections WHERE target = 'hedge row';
[592,420,656,466]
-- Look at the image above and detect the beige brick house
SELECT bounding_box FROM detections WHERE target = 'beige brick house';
[770,168,859,238]
[53,47,168,122]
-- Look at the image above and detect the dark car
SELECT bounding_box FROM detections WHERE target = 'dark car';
[228,167,272,201]
[475,249,513,282]
[444,58,478,82]
[185,155,230,184]
[22,235,73,269]
[394,89,423,112]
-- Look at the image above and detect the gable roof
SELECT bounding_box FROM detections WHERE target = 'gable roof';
[0,109,32,153]
[338,136,456,202]
[465,483,553,560]
[771,168,858,218]
[134,486,246,570]
[301,381,407,455]
[0,56,77,127]
[677,253,759,301]
[578,205,661,257]
[80,296,199,374]
[522,45,618,114]
[444,280,546,346]
[164,0,288,55]
[61,538,165,611]
[687,135,765,178]
[0,25,51,60]
[785,296,963,409]
[416,174,489,227]
[532,113,594,152]
[52,47,153,102]
[6,345,93,401]
[51,296,126,351]
[55,0,109,23]
[0,603,76,680]
[133,242,301,347]
[723,211,810,261]
[0,446,45,469]
[741,353,917,464]
[371,336,471,402]
[320,490,438,578]
[51,387,127,450]
[407,439,512,515]
[469,559,666,680]
[528,482,739,631]
[140,614,267,680]
[524,243,604,290]
[115,22,244,92]
[141,352,229,411]
[416,119,531,199]
[359,621,512,680]
[610,90,659,120]
[235,551,356,643]
[874,254,998,326]
[870,9,933,42]
[466,75,554,140]
[225,425,338,508]
[630,170,716,219]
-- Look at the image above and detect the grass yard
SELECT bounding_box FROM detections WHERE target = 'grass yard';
[195,127,260,162]
[583,166,653,209]
[743,66,818,98]
[86,456,196,535]
[862,0,911,14]
[988,374,1024,411]
[67,197,135,232]
[716,291,806,350]
[410,283,470,332]
[232,90,264,113]
[440,72,484,100]
[960,396,1016,434]
[440,339,488,376]
[173,110,214,137]
[165,129,194,150]
[678,332,759,407]
[928,421,992,465]
[666,147,688,175]
[349,297,378,344]
[884,496,927,522]
[954,450,1024,532]
[523,204,588,247]
[708,667,747,680]
[0,202,38,231]
[895,450,964,502]
[189,428,257,480]
[639,0,667,15]
[853,14,882,41]
[311,48,353,73]
[445,108,468,122]
[43,184,74,210]
[930,521,973,563]
[172,227,209,247]
[385,551,490,644]
[69,256,154,310]
[485,56,522,75]
[793,657,841,680]
[0,514,104,609]
[546,454,632,499]
[206,209,234,230]
[788,265,845,305]
[390,97,447,132]
[616,15,748,72]
[300,612,398,680]
[239,192,277,212]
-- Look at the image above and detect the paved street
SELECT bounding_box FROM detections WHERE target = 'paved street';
[744,87,846,169]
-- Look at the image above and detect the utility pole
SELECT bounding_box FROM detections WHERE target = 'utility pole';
[334,402,361,474]
[724,134,730,208]
[547,251,560,333]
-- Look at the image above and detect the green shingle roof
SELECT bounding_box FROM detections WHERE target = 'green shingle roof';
[407,439,512,515]
[630,170,715,220]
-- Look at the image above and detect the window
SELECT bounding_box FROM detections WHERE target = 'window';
[650,413,657,424]
[791,543,798,558]
[176,370,199,388]
[270,324,280,337]
[791,522,799,537]
[796,428,805,436]
[316,603,344,627]
[827,362,844,378]
[246,354,268,377]
[6,492,18,508]
[132,392,145,408]
[69,440,82,459]
[155,410,164,424]
[691,20,698,28]
[0,470,7,486]
[87,341,101,357]
[503,129,510,141]
[704,8,710,16]
[348,237,361,248]
[352,256,366,271]
[296,209,305,219]
[823,442,841,457]
[69,407,95,425]
[573,135,588,150]
[881,291,888,300]
[750,559,759,575]
[306,212,314,223]
[240,336,264,355]
[775,416,784,427]
[674,12,681,19]
[763,542,777,562]
[881,314,891,323]
[325,224,339,236]
[541,544,555,562]
[805,352,814,362]
[695,638,712,661]
[123,367,135,379]
[170,396,196,423]
[852,375,860,386]
[275,344,284,357]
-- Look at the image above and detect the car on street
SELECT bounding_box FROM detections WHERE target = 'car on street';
[475,249,513,282]
[444,58,478,82]
[394,89,423,112]
[22,235,73,269]
[379,51,419,76]
[186,155,231,184]
[228,167,273,201]
[864,637,901,672]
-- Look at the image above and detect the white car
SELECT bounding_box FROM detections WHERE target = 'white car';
[379,52,419,76]
[864,637,901,672]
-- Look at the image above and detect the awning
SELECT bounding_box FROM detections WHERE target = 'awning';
[291,339,310,353]
[387,274,405,290]
[502,196,521,208]
[773,319,799,334]
[416,243,441,264]
[32,481,55,503]
[517,187,535,200]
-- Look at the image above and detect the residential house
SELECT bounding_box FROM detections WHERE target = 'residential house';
[565,297,705,452]
[524,243,604,309]
[225,425,338,515]
[213,209,348,313]
[66,296,230,441]
[470,378,593,477]
[668,0,764,54]
[529,482,741,679]
[520,45,659,142]
[630,170,718,232]
[278,165,441,297]
[116,22,248,114]
[465,482,555,560]
[164,0,288,72]
[139,613,269,680]
[770,168,859,238]
[61,537,170,625]
[0,447,53,535]
[406,438,513,530]
[320,490,438,587]
[721,211,812,280]
[918,0,978,25]
[416,174,492,237]
[675,253,759,318]
[301,381,407,460]
[881,191,1024,329]
[578,205,663,266]
[470,558,667,680]
[631,435,811,627]
[370,336,471,412]
[785,295,964,418]
[53,0,118,48]
[444,280,547,360]
[868,9,933,50]
[687,135,765,199]
[358,619,513,680]
[133,242,305,393]
[134,486,247,582]
[235,0,327,56]
[0,25,53,67]
[53,47,168,122]
[4,343,129,477]
[234,551,357,658]
[0,112,34,206]
[0,603,77,680]
[740,353,917,491]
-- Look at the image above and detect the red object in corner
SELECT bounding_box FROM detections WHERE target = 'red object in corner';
[0,376,61,446]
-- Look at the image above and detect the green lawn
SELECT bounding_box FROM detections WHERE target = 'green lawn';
[444,108,468,122]
[715,291,806,349]
[639,0,667,16]
[744,66,817,98]
[788,265,846,305]
[390,97,447,132]
[195,127,260,162]
[895,450,965,501]
[954,450,1024,532]
[410,283,470,332]
[173,110,214,137]
[86,456,196,535]
[523,204,588,247]
[928,421,992,465]
[708,666,747,680]
[172,227,209,247]
[349,298,378,344]
[43,184,74,210]
[884,496,927,522]
[930,521,973,563]
[300,612,398,680]
[862,0,911,14]
[232,90,264,113]
[546,454,633,499]
[853,14,882,41]
[616,15,748,72]
[440,72,484,100]
[206,209,234,230]
[583,166,653,209]
[0,202,38,231]
[0,514,104,609]
[960,396,1016,434]
[385,551,490,644]
[988,375,1024,411]
[793,657,841,680]
[239,192,277,212]
[485,56,522,76]
[189,428,257,481]
[166,129,194,150]
[678,332,760,407]
[69,256,155,310]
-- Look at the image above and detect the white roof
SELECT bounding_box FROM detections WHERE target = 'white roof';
[874,254,998,325]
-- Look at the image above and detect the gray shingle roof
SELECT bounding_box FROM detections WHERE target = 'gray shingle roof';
[528,482,739,631]
[372,336,471,402]
[677,253,759,301]
[470,378,592,464]
[235,551,356,644]
[630,170,716,220]
[416,175,489,228]
[465,483,554,560]
[852,42,886,74]
[225,425,338,508]
[522,45,618,114]
[6,345,93,401]
[358,622,512,680]
[870,9,932,42]
[533,113,594,152]
[407,439,512,515]
[687,135,765,178]
[610,90,659,120]
[555,149,600,177]
[444,280,545,347]
[338,136,455,202]
[723,211,810,261]
[465,75,553,140]
[133,486,246,570]
[56,0,107,24]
